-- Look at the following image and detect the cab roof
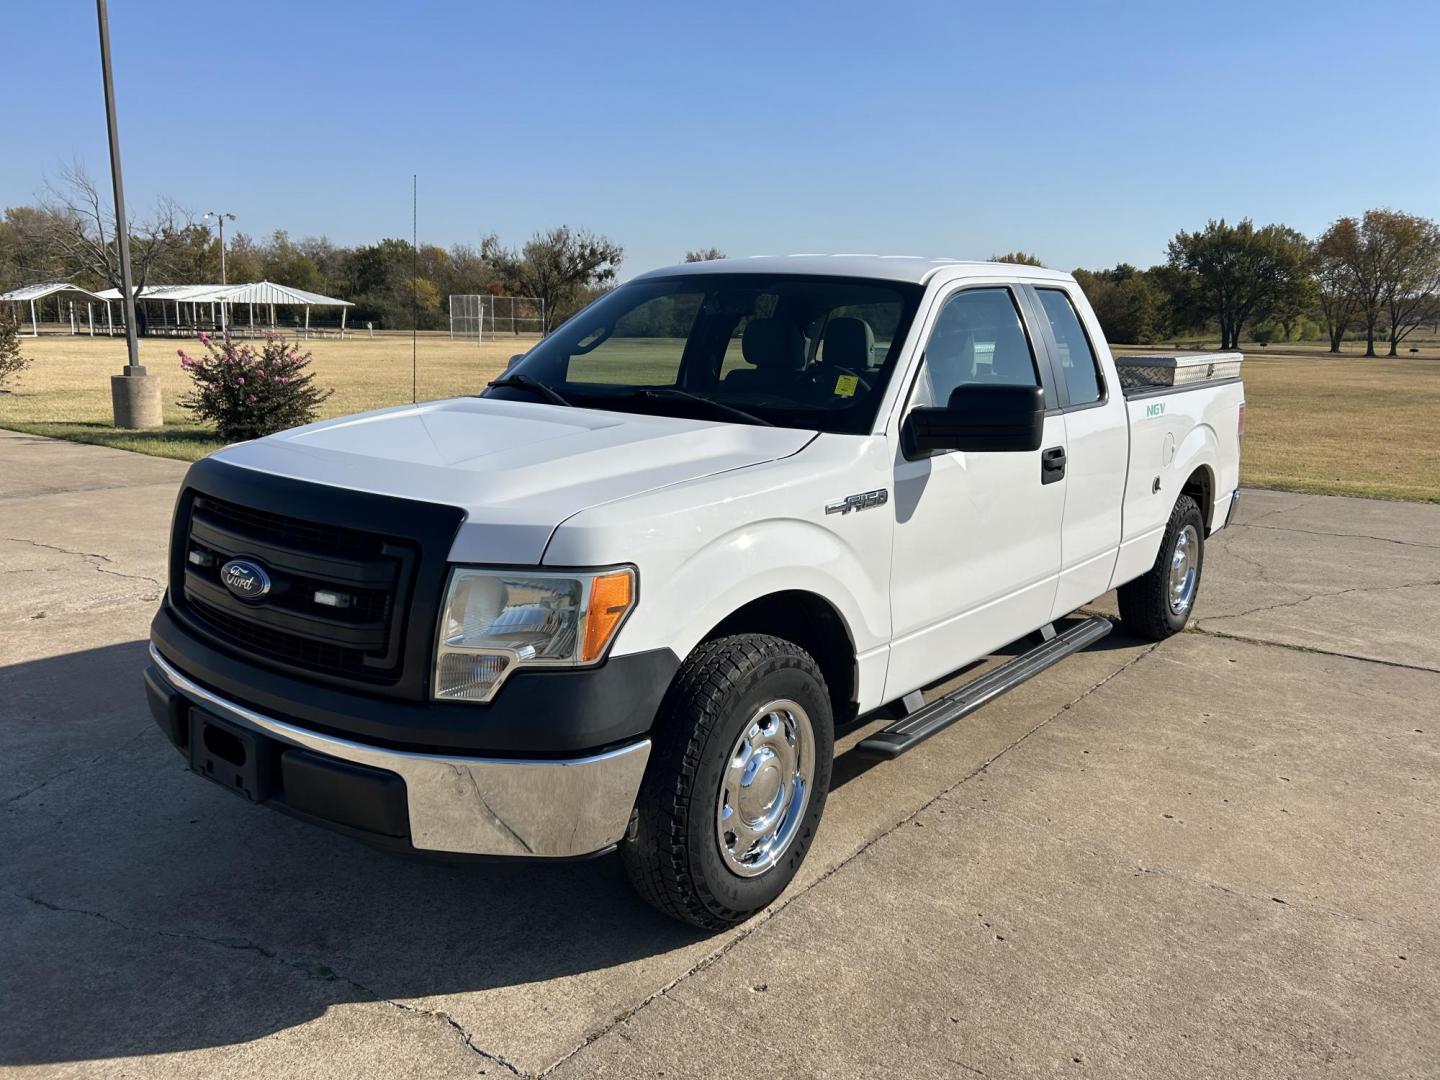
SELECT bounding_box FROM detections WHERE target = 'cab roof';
[631,254,1075,287]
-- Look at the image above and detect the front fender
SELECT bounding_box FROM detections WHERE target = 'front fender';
[622,515,887,661]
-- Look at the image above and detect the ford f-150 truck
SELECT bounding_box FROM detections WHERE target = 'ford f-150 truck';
[144,256,1243,928]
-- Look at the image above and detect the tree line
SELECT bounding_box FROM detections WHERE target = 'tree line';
[0,166,622,332]
[2,167,1436,352]
[998,209,1440,357]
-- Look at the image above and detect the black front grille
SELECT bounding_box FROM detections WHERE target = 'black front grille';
[177,494,415,684]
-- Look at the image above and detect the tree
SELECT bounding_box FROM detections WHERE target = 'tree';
[684,248,726,262]
[486,226,622,330]
[1,206,71,287]
[1339,210,1440,357]
[29,162,196,292]
[1166,219,1313,350]
[991,251,1044,266]
[1073,264,1171,344]
[0,306,31,390]
[1375,212,1440,356]
[1314,218,1361,353]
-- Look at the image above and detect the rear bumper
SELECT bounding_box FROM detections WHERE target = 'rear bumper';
[147,644,650,857]
[1222,487,1240,529]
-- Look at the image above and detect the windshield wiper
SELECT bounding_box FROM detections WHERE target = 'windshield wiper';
[487,373,572,407]
[625,387,774,427]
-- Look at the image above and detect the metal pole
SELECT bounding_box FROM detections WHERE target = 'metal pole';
[96,0,142,375]
[412,173,418,405]
[204,210,234,338]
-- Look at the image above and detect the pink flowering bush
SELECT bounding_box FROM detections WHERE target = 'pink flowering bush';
[178,333,331,442]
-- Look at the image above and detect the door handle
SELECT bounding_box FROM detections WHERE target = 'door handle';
[1041,446,1066,485]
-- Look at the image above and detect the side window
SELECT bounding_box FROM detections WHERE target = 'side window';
[913,287,1038,406]
[1035,288,1103,406]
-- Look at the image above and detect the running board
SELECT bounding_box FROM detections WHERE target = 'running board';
[855,616,1113,759]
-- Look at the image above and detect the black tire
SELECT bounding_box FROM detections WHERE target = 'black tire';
[1117,493,1206,640]
[620,633,834,930]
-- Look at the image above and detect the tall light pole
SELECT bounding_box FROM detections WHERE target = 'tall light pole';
[204,210,235,337]
[97,0,161,428]
[204,210,235,284]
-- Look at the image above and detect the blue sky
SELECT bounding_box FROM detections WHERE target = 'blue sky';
[5,0,1438,277]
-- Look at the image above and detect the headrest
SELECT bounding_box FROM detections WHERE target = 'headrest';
[741,317,804,370]
[821,317,875,369]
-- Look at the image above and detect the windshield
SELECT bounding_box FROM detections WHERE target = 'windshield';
[486,273,924,434]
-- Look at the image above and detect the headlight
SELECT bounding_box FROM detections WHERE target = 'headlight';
[434,567,636,702]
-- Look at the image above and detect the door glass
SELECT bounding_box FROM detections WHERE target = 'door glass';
[1035,288,1104,405]
[913,288,1038,406]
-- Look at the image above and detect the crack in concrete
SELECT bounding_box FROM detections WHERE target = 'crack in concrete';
[1197,577,1440,624]
[1233,521,1440,551]
[1183,625,1440,675]
[3,888,524,1076]
[1,725,152,808]
[1233,494,1317,526]
[540,642,1163,1076]
[4,536,165,592]
[1209,529,1309,596]
[0,479,184,503]
[950,802,1395,931]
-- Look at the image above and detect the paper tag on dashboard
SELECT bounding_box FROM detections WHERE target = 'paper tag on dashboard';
[834,374,859,397]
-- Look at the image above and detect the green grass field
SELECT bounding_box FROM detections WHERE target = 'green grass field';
[2,333,1437,502]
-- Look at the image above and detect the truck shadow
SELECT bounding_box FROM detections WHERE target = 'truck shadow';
[0,641,708,1068]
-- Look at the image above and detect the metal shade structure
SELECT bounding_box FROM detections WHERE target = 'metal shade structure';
[91,279,354,337]
[0,282,109,336]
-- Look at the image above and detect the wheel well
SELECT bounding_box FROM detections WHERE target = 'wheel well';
[1181,466,1215,532]
[704,591,857,723]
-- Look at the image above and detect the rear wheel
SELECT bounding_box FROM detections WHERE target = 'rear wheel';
[1117,493,1205,640]
[620,634,833,929]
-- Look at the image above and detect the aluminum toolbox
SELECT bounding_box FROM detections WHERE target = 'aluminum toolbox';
[1114,351,1243,389]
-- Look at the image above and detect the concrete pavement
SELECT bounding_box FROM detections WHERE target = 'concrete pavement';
[1,428,1436,1078]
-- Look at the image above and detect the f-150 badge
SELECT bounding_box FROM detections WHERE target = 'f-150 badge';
[825,489,889,515]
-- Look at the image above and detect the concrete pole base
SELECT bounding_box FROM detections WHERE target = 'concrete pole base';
[111,371,164,430]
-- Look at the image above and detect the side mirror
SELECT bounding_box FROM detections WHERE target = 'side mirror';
[505,353,526,371]
[902,383,1045,457]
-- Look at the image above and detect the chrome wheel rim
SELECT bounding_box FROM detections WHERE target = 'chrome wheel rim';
[716,699,816,878]
[1169,524,1200,615]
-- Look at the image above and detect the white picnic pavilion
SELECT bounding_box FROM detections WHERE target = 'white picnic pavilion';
[3,280,353,338]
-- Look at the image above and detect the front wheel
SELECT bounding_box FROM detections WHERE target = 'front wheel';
[1117,493,1206,640]
[620,634,834,929]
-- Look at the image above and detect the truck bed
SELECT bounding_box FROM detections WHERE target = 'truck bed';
[1110,371,1245,589]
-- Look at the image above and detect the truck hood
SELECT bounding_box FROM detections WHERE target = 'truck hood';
[211,396,815,563]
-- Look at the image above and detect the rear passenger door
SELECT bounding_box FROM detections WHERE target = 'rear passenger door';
[884,284,1066,701]
[1020,284,1128,617]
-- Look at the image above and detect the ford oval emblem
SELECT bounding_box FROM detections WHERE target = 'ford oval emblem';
[220,558,272,601]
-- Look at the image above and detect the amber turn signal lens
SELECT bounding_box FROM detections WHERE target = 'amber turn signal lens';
[580,569,635,663]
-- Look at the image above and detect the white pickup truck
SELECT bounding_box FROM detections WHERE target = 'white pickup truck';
[145,256,1243,928]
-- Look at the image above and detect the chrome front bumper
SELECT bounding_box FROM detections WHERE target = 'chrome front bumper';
[149,644,650,857]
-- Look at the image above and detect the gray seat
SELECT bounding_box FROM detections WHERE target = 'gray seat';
[819,317,875,372]
[723,317,804,389]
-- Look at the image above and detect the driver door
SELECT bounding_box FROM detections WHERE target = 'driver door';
[884,284,1066,700]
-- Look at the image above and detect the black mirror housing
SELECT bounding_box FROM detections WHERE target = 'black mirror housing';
[903,383,1045,457]
[506,353,526,371]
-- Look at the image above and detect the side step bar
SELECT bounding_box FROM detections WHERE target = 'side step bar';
[855,616,1113,759]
